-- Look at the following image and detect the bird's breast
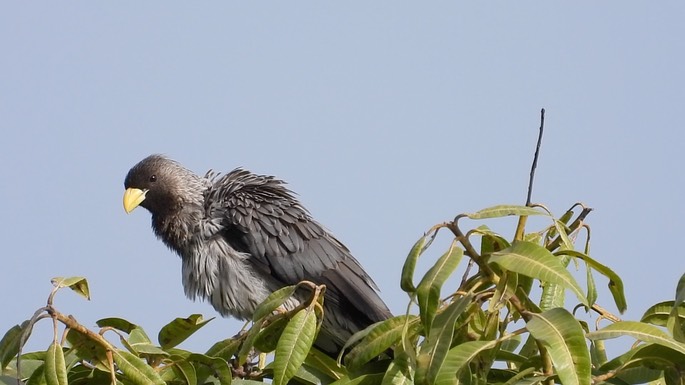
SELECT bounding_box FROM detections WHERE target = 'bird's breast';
[180,233,298,320]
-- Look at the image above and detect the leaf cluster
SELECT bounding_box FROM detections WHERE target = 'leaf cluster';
[3,204,685,385]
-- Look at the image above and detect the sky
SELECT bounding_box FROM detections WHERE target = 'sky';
[2,3,684,358]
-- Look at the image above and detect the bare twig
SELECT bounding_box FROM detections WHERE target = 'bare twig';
[527,108,546,206]
[514,108,546,240]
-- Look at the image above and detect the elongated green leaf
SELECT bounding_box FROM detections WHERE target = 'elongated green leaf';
[433,340,498,385]
[304,347,347,380]
[187,354,231,385]
[122,327,167,357]
[51,276,90,300]
[416,243,463,331]
[205,338,242,361]
[554,249,627,313]
[65,329,109,369]
[254,316,289,353]
[330,373,385,385]
[0,321,29,373]
[631,344,685,368]
[585,262,598,309]
[273,308,317,385]
[597,344,677,384]
[253,285,298,321]
[96,317,138,333]
[670,273,685,342]
[490,241,588,307]
[552,219,573,250]
[237,319,265,365]
[128,327,152,345]
[587,321,685,356]
[25,363,46,385]
[473,225,511,251]
[488,271,517,313]
[401,235,428,293]
[45,342,67,385]
[113,350,165,385]
[381,359,413,385]
[418,295,473,385]
[526,308,590,385]
[345,315,420,370]
[158,314,213,349]
[172,358,197,385]
[590,340,607,368]
[643,301,680,324]
[539,281,565,311]
[290,365,321,385]
[466,205,547,220]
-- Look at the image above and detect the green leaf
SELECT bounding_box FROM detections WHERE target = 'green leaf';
[330,373,385,385]
[112,350,166,385]
[273,308,318,385]
[171,357,197,385]
[473,225,511,251]
[187,354,231,385]
[466,205,547,220]
[65,329,109,369]
[526,308,591,385]
[381,358,413,385]
[51,276,90,300]
[289,365,323,385]
[304,347,348,381]
[96,317,138,333]
[66,365,112,385]
[0,321,29,373]
[538,281,565,311]
[631,344,685,369]
[585,261,598,309]
[401,235,428,293]
[345,315,420,370]
[416,243,463,331]
[670,273,685,342]
[158,314,213,349]
[598,344,679,384]
[5,357,43,381]
[590,339,607,368]
[254,316,289,353]
[488,271,517,313]
[25,363,46,385]
[205,338,242,361]
[552,219,574,250]
[554,249,627,313]
[237,319,265,365]
[490,241,588,307]
[45,342,67,385]
[587,321,685,356]
[122,327,167,357]
[417,295,473,385]
[642,301,684,325]
[253,285,299,322]
[433,340,498,385]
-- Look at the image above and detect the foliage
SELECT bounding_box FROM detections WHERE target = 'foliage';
[2,204,685,385]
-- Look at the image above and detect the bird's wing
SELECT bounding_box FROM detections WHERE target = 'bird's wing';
[204,169,391,325]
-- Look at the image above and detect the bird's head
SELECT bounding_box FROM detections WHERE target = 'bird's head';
[123,155,201,216]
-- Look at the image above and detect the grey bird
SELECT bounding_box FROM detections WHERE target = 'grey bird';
[123,155,392,355]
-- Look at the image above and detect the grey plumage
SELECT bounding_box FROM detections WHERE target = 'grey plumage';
[123,155,391,355]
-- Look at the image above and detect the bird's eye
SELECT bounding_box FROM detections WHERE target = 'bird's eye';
[149,175,157,182]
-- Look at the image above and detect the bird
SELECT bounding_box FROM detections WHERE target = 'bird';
[123,154,392,356]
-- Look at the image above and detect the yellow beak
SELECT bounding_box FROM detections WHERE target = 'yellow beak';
[123,188,148,213]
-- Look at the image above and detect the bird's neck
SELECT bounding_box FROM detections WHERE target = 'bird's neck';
[151,198,205,256]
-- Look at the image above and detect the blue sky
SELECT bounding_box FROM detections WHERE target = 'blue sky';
[2,3,684,356]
